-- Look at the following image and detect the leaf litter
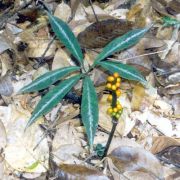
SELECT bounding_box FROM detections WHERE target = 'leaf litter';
[0,0,179,179]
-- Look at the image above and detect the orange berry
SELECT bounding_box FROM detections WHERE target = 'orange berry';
[116,89,121,97]
[106,83,112,89]
[107,76,115,82]
[117,104,122,110]
[113,108,118,113]
[107,107,113,114]
[113,72,119,78]
[111,85,117,91]
[115,82,121,88]
[107,95,112,102]
[117,77,121,83]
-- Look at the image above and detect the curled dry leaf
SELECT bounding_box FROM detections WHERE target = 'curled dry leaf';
[150,136,180,154]
[109,146,164,179]
[77,19,133,48]
[55,164,110,180]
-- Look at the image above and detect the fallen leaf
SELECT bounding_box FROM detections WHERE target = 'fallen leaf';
[78,19,133,48]
[0,73,13,96]
[56,164,110,180]
[131,84,145,111]
[0,104,49,173]
[150,136,180,154]
[109,146,164,179]
[54,2,71,22]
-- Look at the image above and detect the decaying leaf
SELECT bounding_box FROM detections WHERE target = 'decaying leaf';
[0,104,49,173]
[55,164,110,180]
[0,73,13,96]
[109,146,164,179]
[78,19,133,48]
[131,84,145,111]
[150,136,180,154]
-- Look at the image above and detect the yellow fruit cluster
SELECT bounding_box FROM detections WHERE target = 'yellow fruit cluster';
[106,72,123,119]
[107,101,123,118]
[106,72,121,97]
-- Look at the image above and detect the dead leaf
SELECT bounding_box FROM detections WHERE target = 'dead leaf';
[131,84,145,111]
[0,73,13,96]
[0,104,49,173]
[126,4,142,21]
[77,19,133,48]
[109,146,164,179]
[151,136,180,154]
[56,164,110,180]
[0,35,11,54]
[54,2,71,22]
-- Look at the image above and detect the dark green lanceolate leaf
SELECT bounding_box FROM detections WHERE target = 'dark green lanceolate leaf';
[25,75,81,129]
[48,13,83,65]
[98,61,147,85]
[81,76,98,147]
[19,66,80,93]
[93,27,151,65]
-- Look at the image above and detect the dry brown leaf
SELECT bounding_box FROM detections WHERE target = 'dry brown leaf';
[109,146,164,179]
[131,84,145,111]
[150,136,180,154]
[54,2,71,22]
[77,19,133,48]
[52,120,84,164]
[0,73,13,96]
[52,48,76,70]
[56,164,110,180]
[126,4,142,21]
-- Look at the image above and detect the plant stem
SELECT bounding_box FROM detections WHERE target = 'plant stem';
[103,117,118,158]
[103,91,118,158]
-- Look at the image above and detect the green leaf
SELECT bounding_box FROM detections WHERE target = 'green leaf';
[81,76,98,147]
[19,66,80,93]
[26,75,81,129]
[98,61,147,85]
[93,27,151,65]
[48,13,83,65]
[162,16,180,27]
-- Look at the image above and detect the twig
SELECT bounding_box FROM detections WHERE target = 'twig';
[33,35,56,69]
[89,0,99,22]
